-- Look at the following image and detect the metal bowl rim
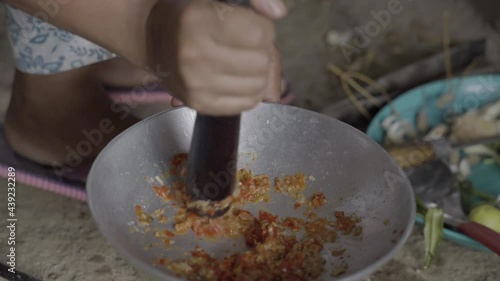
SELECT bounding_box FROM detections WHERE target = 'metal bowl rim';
[86,103,416,281]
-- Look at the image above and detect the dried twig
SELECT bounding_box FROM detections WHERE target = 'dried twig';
[321,40,486,128]
[340,79,371,119]
[461,56,481,76]
[345,70,397,115]
[328,64,381,107]
[443,10,452,81]
[328,63,399,119]
[437,10,457,110]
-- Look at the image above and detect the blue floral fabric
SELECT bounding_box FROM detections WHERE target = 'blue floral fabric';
[5,5,116,75]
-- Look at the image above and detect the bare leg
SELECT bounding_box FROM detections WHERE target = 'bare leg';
[4,63,139,169]
[4,57,290,177]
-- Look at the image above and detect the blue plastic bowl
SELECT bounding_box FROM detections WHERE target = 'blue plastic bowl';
[366,74,500,252]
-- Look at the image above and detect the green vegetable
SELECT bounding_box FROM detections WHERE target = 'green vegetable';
[458,179,497,214]
[470,189,497,203]
[423,208,444,269]
[416,196,445,268]
[416,196,428,216]
[469,204,500,233]
[489,141,500,155]
[458,179,475,215]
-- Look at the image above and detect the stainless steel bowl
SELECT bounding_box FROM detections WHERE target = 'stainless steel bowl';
[87,103,415,281]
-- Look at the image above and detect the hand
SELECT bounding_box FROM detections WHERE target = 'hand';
[171,45,283,107]
[148,0,286,115]
[250,0,287,20]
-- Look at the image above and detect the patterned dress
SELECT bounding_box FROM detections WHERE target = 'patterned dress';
[5,4,116,75]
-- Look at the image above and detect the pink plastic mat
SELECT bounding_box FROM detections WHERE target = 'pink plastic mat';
[0,163,87,202]
[106,82,173,104]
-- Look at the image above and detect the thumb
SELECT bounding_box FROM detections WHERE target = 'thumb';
[250,0,287,19]
[171,97,185,107]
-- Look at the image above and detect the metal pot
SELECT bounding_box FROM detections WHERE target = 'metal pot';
[87,103,415,280]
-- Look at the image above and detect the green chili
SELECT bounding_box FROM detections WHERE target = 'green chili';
[423,208,444,269]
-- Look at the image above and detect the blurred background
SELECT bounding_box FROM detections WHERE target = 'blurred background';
[2,0,500,122]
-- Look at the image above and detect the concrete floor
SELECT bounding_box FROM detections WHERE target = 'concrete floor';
[1,0,500,280]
